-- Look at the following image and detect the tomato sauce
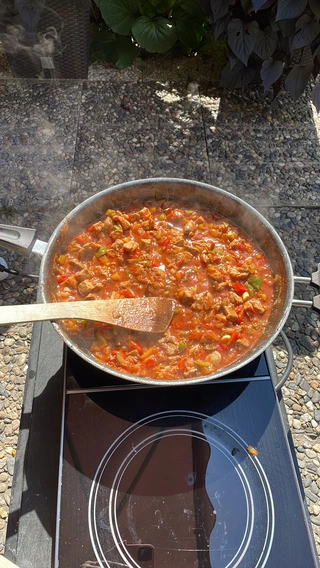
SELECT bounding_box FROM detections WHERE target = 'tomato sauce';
[53,201,274,380]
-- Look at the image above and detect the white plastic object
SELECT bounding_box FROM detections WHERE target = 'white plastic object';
[0,257,9,281]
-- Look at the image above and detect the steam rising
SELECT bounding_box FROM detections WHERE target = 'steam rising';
[1,3,62,79]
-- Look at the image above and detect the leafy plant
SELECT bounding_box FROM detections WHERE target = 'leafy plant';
[91,0,320,107]
[202,0,320,107]
[91,0,209,68]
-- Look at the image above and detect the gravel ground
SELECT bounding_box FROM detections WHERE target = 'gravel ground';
[0,64,319,558]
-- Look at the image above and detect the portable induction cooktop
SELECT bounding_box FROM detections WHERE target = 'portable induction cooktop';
[54,347,319,568]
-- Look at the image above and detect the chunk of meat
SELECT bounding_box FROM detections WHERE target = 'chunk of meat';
[229,267,250,280]
[236,338,250,348]
[62,275,77,289]
[221,304,238,322]
[207,350,222,367]
[158,336,181,356]
[85,293,99,300]
[177,288,196,305]
[184,220,196,236]
[110,229,123,241]
[192,291,214,311]
[251,299,266,315]
[110,239,124,253]
[175,250,193,267]
[78,279,98,298]
[76,268,92,283]
[104,216,114,234]
[90,221,104,233]
[79,242,101,261]
[68,258,84,271]
[123,240,139,253]
[207,265,225,282]
[229,292,243,305]
[141,239,151,251]
[139,207,155,230]
[113,213,131,231]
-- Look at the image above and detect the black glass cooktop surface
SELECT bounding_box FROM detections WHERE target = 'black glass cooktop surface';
[55,352,319,568]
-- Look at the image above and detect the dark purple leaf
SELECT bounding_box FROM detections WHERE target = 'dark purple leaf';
[293,21,320,48]
[314,45,320,59]
[227,18,259,65]
[254,26,278,59]
[240,0,253,14]
[285,62,313,101]
[210,0,234,23]
[311,83,320,111]
[256,0,276,9]
[213,13,230,40]
[276,0,307,22]
[261,58,284,89]
[252,0,267,10]
[15,0,46,28]
[295,14,310,29]
[309,0,320,19]
[220,58,256,88]
[313,55,320,78]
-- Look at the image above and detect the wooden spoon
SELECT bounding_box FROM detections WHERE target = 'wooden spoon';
[0,557,20,568]
[0,297,176,333]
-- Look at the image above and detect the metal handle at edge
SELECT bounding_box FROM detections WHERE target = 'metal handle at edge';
[0,224,47,257]
[293,268,320,312]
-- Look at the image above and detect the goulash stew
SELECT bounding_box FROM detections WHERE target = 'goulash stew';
[54,201,274,380]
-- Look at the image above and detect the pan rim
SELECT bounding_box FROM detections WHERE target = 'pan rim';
[39,177,294,386]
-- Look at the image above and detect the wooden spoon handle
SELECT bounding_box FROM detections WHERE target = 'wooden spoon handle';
[0,302,96,326]
[0,298,175,333]
[0,557,20,568]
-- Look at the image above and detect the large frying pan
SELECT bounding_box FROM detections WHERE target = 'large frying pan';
[0,178,315,386]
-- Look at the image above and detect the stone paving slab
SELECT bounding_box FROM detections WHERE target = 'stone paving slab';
[208,157,320,205]
[0,73,319,559]
[0,80,82,214]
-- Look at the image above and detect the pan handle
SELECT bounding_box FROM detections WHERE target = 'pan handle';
[292,264,320,312]
[0,224,47,257]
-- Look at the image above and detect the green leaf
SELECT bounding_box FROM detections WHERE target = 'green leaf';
[172,7,204,48]
[179,0,205,18]
[285,62,313,101]
[114,36,140,67]
[100,0,140,35]
[309,0,320,19]
[90,24,139,68]
[139,0,157,18]
[276,0,307,22]
[227,18,259,65]
[261,58,284,89]
[254,26,278,59]
[155,0,175,13]
[132,15,177,52]
[90,23,117,64]
[220,58,256,88]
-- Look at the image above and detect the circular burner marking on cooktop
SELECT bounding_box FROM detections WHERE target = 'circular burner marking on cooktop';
[88,410,275,568]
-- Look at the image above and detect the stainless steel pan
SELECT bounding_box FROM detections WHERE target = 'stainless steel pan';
[0,178,317,386]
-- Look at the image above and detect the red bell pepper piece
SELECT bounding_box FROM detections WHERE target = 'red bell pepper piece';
[128,339,143,355]
[233,282,248,294]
